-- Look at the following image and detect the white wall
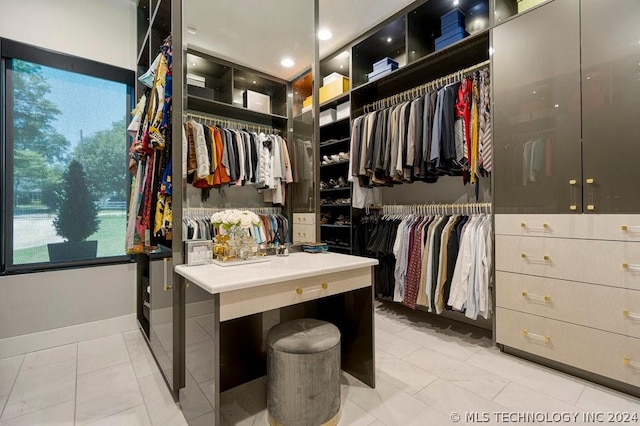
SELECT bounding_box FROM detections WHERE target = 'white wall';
[0,0,137,70]
[0,0,138,343]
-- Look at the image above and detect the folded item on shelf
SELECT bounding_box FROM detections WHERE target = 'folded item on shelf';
[302,242,329,253]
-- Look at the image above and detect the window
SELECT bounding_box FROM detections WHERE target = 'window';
[1,39,135,272]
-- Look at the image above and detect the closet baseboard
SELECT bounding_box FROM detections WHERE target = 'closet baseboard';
[0,314,138,359]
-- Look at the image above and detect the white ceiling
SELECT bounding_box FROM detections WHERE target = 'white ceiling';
[184,0,416,80]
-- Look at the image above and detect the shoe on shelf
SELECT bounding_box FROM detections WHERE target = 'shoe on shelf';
[328,178,338,188]
[334,215,346,225]
[321,212,333,224]
[335,176,347,188]
[322,155,331,165]
[330,154,341,163]
[338,152,350,160]
[320,180,328,190]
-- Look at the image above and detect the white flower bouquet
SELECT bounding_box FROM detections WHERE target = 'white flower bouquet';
[211,209,261,231]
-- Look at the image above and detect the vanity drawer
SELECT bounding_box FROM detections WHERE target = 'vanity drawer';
[495,235,640,289]
[292,224,316,243]
[293,213,316,225]
[220,267,371,321]
[496,271,640,338]
[495,214,640,242]
[496,308,640,388]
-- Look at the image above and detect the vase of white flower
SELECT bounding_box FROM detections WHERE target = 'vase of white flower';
[211,209,261,261]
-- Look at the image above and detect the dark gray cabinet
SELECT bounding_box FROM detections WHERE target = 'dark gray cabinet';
[580,0,640,213]
[493,0,640,214]
[493,0,581,214]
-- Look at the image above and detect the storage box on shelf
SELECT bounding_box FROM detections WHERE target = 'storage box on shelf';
[319,76,350,104]
[243,90,271,114]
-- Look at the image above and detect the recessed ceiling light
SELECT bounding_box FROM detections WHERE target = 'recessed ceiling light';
[187,25,197,35]
[191,62,196,66]
[318,28,333,41]
[281,57,294,67]
[340,65,344,69]
[386,37,392,43]
[532,91,537,94]
[453,0,460,5]
[554,104,559,108]
[252,80,257,84]
[336,51,350,60]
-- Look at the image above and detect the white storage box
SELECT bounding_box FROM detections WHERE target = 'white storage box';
[319,109,337,126]
[186,73,206,88]
[243,90,271,114]
[323,72,347,86]
[336,101,350,120]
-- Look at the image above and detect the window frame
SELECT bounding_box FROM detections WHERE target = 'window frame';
[0,38,136,274]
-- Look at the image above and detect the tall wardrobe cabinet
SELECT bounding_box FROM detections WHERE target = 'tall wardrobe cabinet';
[493,0,640,394]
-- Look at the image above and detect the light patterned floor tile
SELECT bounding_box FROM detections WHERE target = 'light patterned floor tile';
[85,404,151,426]
[576,385,640,413]
[123,332,160,379]
[375,349,437,394]
[21,344,76,371]
[138,372,187,426]
[0,355,23,406]
[415,378,506,419]
[76,362,143,425]
[467,349,585,405]
[338,398,377,426]
[0,400,74,426]
[78,334,129,375]
[375,329,421,358]
[1,358,76,421]
[397,326,483,361]
[403,347,509,400]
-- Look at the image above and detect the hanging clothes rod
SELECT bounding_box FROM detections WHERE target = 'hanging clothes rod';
[365,202,492,215]
[185,112,281,134]
[183,206,283,217]
[363,59,490,113]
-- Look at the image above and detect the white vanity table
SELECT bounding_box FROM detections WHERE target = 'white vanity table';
[174,252,378,424]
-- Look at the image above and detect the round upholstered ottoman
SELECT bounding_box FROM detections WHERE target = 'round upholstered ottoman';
[266,318,341,426]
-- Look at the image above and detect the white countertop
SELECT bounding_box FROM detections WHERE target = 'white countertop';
[175,252,378,294]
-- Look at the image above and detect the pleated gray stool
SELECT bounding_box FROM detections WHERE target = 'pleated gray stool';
[266,318,341,426]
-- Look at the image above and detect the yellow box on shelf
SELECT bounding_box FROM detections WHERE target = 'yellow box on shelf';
[517,0,546,13]
[319,77,349,104]
[303,96,312,109]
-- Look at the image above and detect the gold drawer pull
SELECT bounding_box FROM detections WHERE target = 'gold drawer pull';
[623,310,640,320]
[522,291,551,303]
[621,225,640,232]
[521,253,550,262]
[587,205,595,211]
[163,258,173,291]
[586,178,594,184]
[522,330,550,344]
[623,357,640,368]
[521,222,549,232]
[296,282,328,295]
[569,205,577,211]
[622,262,640,271]
[569,179,577,185]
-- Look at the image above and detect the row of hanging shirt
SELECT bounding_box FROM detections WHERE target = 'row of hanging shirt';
[183,212,290,244]
[348,69,491,189]
[125,39,173,254]
[183,120,294,205]
[353,211,492,320]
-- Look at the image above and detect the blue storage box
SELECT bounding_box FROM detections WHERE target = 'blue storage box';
[435,27,469,50]
[441,21,465,37]
[372,57,399,72]
[368,68,394,82]
[441,8,465,28]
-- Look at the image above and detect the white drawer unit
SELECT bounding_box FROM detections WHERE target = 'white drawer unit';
[293,213,315,225]
[293,224,316,243]
[495,214,640,242]
[496,308,640,388]
[495,235,640,289]
[496,271,640,339]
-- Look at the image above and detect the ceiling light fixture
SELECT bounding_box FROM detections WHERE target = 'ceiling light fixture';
[453,0,460,5]
[281,57,294,67]
[191,62,196,66]
[187,25,197,35]
[387,37,392,43]
[252,80,257,84]
[340,65,344,69]
[318,28,333,41]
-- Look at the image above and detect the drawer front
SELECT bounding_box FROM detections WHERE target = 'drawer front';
[220,267,371,321]
[496,308,640,388]
[495,235,640,289]
[495,214,640,242]
[292,224,316,243]
[293,213,315,225]
[496,271,640,338]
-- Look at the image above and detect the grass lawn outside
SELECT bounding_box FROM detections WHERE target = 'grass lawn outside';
[13,214,127,265]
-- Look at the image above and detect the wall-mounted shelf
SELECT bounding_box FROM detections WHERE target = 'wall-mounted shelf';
[321,224,351,229]
[320,187,351,193]
[187,92,288,126]
[319,93,350,110]
[320,160,350,168]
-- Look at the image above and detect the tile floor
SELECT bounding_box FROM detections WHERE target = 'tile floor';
[2,301,640,425]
